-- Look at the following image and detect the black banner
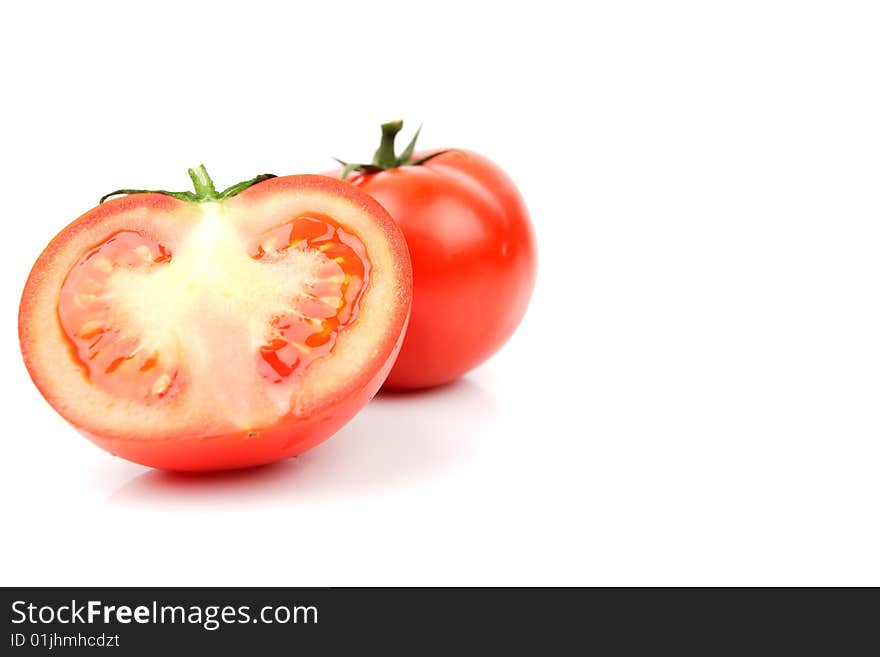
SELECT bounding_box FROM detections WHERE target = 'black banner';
[1,588,875,653]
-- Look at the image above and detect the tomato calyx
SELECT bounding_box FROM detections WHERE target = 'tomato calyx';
[334,120,451,180]
[99,164,277,204]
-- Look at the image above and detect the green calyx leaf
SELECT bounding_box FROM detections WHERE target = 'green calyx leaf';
[99,165,277,204]
[335,121,451,180]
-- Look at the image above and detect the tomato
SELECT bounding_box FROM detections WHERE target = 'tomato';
[330,122,536,389]
[19,167,412,471]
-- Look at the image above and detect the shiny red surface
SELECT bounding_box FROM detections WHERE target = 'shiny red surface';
[341,150,537,389]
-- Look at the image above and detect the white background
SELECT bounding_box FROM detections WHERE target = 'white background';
[1,1,878,586]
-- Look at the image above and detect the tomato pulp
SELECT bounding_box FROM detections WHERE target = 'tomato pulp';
[331,122,537,389]
[20,169,412,470]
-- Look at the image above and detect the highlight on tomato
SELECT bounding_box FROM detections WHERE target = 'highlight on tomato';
[19,166,412,471]
[330,121,537,389]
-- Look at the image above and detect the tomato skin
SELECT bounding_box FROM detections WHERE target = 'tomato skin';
[337,149,537,389]
[19,174,412,471]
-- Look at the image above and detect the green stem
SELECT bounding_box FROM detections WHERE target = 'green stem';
[188,164,218,200]
[99,165,276,204]
[373,121,404,169]
[335,120,452,180]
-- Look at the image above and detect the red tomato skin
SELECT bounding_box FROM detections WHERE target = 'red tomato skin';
[339,150,537,389]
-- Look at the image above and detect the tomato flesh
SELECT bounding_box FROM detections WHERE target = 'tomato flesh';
[249,215,370,384]
[58,213,372,402]
[58,230,179,404]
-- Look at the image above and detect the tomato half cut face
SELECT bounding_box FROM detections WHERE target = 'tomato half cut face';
[20,174,412,471]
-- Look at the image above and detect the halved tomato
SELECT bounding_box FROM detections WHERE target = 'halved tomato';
[19,167,412,471]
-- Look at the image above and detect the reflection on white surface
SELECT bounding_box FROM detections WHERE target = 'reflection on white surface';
[110,378,498,507]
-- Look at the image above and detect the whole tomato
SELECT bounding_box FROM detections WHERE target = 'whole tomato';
[331,122,537,389]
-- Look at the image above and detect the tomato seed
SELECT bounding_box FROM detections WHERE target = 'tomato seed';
[150,373,172,396]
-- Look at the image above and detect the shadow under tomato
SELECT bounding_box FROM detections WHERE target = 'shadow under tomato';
[109,377,497,507]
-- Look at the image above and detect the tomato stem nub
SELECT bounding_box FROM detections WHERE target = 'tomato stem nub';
[188,164,219,200]
[99,166,277,204]
[374,121,405,169]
